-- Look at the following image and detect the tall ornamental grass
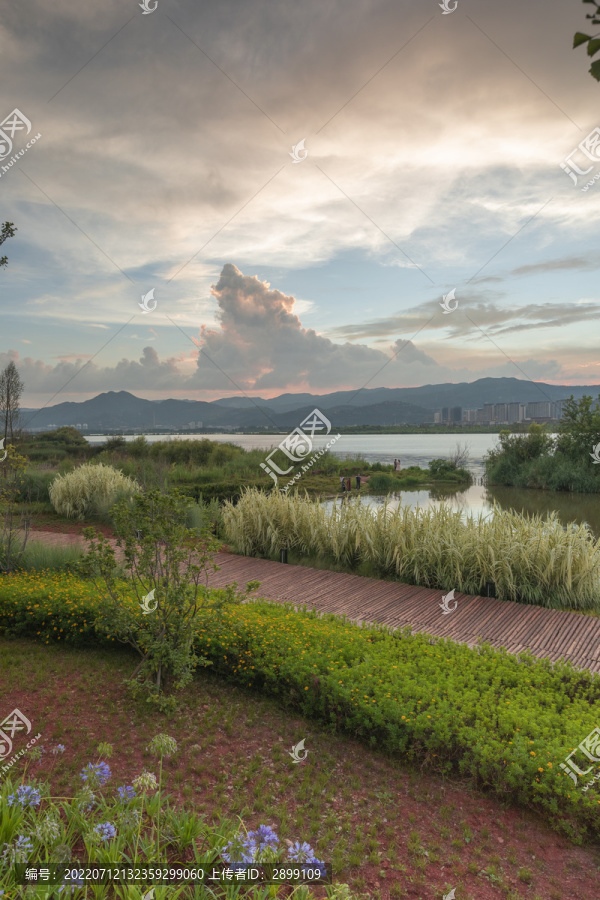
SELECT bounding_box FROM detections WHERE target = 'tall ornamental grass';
[223,489,600,610]
[48,463,141,520]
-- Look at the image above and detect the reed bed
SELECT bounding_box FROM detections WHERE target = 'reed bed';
[222,489,600,611]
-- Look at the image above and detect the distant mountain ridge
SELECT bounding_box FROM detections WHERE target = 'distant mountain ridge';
[19,377,599,431]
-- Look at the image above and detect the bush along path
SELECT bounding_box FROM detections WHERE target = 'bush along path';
[12,532,600,674]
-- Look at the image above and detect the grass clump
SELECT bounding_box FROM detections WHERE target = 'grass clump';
[48,463,141,521]
[222,489,600,611]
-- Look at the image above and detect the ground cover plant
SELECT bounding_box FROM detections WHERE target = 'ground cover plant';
[3,638,600,900]
[2,572,600,844]
[0,728,339,900]
[222,490,600,611]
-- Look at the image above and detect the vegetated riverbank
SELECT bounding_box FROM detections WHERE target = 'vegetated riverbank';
[485,396,600,495]
[15,428,472,512]
[223,489,600,612]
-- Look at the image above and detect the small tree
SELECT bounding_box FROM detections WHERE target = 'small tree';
[449,441,470,469]
[574,1,600,82]
[0,222,17,269]
[0,446,30,573]
[78,488,258,709]
[0,361,25,443]
[555,393,600,467]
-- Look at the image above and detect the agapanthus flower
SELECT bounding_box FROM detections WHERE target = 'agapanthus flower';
[248,824,279,849]
[80,761,111,786]
[7,785,41,808]
[117,785,136,801]
[35,814,61,845]
[222,836,257,865]
[132,770,158,791]
[287,841,323,865]
[75,786,96,812]
[58,873,84,895]
[147,734,178,758]
[92,822,116,842]
[1,834,34,863]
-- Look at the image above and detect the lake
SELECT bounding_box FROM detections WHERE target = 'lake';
[85,432,600,537]
[85,432,498,475]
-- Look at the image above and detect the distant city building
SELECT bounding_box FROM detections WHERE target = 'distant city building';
[440,398,567,425]
[440,407,462,424]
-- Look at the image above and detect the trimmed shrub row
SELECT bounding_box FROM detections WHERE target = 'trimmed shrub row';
[1,572,600,841]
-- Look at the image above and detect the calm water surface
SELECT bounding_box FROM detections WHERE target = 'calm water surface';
[86,432,599,537]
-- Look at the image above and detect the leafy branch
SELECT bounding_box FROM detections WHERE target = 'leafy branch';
[574,0,600,81]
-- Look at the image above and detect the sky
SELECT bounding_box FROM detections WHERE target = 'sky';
[1,0,600,408]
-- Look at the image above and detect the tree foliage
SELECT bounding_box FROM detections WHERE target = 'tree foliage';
[0,361,24,442]
[574,0,600,81]
[78,488,259,709]
[0,221,16,269]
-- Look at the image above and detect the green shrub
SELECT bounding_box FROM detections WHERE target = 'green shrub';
[2,574,600,841]
[366,473,399,491]
[48,463,141,520]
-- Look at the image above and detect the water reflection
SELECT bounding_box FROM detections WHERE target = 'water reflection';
[323,484,600,538]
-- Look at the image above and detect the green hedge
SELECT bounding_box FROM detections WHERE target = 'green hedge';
[1,572,600,841]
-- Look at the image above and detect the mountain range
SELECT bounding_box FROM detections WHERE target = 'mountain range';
[19,377,599,432]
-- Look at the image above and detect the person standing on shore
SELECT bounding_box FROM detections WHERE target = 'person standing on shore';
[347,476,351,491]
[356,474,361,489]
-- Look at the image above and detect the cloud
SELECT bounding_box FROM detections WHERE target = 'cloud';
[511,256,600,276]
[190,264,448,392]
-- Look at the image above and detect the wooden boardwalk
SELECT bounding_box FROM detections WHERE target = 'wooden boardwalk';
[207,552,600,674]
[26,531,600,673]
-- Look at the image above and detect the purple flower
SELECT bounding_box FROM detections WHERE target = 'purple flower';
[1,834,34,864]
[93,822,116,842]
[58,874,84,895]
[51,744,66,755]
[117,785,136,801]
[7,785,41,808]
[248,824,278,849]
[80,762,111,786]
[222,836,257,865]
[287,841,322,864]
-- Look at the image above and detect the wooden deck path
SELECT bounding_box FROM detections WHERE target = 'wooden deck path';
[26,531,600,673]
[207,552,600,674]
